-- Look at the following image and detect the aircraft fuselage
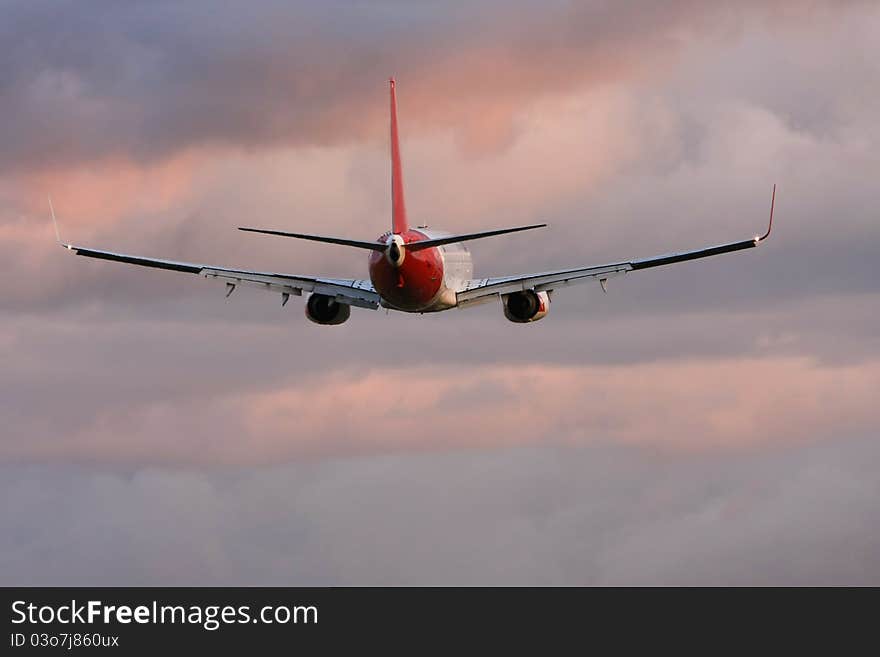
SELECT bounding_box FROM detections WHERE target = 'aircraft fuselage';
[369,228,473,312]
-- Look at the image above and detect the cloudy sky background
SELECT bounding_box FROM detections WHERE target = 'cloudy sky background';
[1,0,878,584]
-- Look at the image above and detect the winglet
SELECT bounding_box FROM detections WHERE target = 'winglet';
[48,196,73,250]
[756,184,775,243]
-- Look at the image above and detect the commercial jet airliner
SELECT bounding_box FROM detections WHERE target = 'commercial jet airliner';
[52,79,774,324]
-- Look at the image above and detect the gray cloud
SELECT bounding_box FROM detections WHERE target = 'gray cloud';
[2,1,879,585]
[2,438,878,585]
[0,0,868,171]
[2,281,878,462]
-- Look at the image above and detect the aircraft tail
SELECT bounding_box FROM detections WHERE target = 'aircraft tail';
[238,79,549,253]
[390,78,408,235]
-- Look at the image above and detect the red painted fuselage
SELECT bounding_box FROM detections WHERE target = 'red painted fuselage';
[368,230,443,311]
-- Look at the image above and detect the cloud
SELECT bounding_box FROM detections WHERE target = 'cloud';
[0,0,868,172]
[2,437,878,585]
[4,323,878,465]
[4,95,880,469]
[2,1,880,586]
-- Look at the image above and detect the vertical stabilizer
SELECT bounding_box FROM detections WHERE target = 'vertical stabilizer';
[389,78,409,234]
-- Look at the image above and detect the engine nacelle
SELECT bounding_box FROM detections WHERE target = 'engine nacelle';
[502,290,550,323]
[305,293,351,325]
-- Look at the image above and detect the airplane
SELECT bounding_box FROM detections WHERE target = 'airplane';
[52,78,775,325]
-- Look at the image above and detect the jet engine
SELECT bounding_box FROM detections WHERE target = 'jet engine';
[305,293,351,325]
[502,290,550,323]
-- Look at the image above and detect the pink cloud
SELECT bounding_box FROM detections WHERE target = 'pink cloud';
[6,356,877,466]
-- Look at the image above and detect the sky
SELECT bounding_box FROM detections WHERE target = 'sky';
[1,0,878,585]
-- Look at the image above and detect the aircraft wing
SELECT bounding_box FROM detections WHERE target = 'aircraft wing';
[457,187,775,308]
[59,242,380,309]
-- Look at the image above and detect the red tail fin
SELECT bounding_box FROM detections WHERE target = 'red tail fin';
[390,78,408,234]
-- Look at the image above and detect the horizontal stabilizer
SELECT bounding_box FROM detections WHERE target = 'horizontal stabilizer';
[406,223,547,251]
[238,227,386,252]
[238,223,547,253]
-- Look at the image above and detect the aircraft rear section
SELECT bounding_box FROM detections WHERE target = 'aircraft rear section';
[369,229,443,311]
[368,228,473,313]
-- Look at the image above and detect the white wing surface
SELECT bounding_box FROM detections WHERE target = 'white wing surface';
[58,242,379,309]
[457,187,775,307]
